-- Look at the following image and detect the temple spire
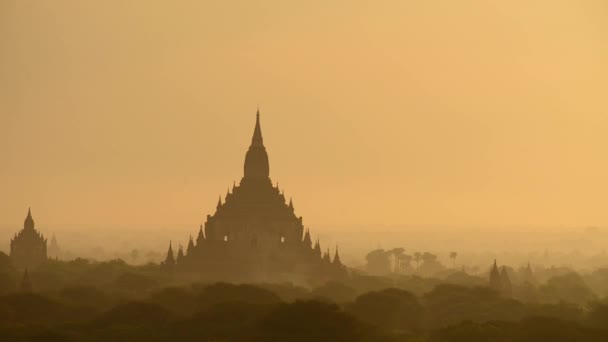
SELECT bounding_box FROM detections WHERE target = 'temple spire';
[176,244,184,262]
[333,245,342,265]
[313,238,322,259]
[251,108,264,147]
[187,235,195,255]
[303,228,312,248]
[243,109,270,180]
[164,241,175,266]
[197,224,205,245]
[24,207,35,230]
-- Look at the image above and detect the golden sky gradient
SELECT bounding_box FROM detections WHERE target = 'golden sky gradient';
[1,1,607,227]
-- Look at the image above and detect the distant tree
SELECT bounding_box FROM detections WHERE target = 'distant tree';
[587,301,608,329]
[0,293,75,323]
[312,281,357,303]
[346,288,425,333]
[0,252,17,294]
[390,248,405,273]
[449,252,458,268]
[413,252,422,270]
[94,301,172,328]
[114,272,158,293]
[539,272,596,305]
[196,283,282,312]
[59,285,110,310]
[398,254,413,273]
[418,253,445,277]
[255,300,377,341]
[147,286,198,315]
[130,249,139,263]
[365,249,390,275]
[424,284,526,328]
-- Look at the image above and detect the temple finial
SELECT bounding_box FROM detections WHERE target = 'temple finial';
[24,207,35,230]
[251,109,263,146]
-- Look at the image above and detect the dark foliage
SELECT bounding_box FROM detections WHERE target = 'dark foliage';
[347,288,425,333]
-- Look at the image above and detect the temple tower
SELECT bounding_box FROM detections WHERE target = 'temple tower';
[10,209,47,269]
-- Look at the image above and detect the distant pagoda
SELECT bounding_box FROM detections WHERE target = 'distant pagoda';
[10,208,47,269]
[164,110,346,283]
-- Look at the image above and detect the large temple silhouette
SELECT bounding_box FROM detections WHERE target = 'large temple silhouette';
[164,110,346,283]
[10,208,47,269]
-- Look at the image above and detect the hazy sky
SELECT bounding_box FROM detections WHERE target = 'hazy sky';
[1,1,607,228]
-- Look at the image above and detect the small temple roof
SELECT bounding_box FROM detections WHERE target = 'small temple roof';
[333,245,342,265]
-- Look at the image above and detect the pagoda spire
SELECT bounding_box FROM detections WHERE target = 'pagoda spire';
[489,259,501,291]
[251,108,264,147]
[24,207,35,230]
[187,235,195,255]
[164,241,175,266]
[323,248,331,263]
[196,225,205,245]
[303,228,312,248]
[176,244,184,262]
[333,245,342,265]
[313,238,322,259]
[243,110,270,180]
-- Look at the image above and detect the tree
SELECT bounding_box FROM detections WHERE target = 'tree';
[450,252,458,268]
[398,254,413,273]
[539,272,596,305]
[255,300,377,341]
[365,249,390,275]
[346,288,425,333]
[390,248,405,273]
[130,249,139,263]
[413,252,422,270]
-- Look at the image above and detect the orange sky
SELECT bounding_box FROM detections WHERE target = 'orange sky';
[1,1,607,227]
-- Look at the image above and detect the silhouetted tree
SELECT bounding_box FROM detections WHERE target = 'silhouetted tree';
[346,288,425,333]
[449,252,457,268]
[254,300,377,342]
[365,249,390,275]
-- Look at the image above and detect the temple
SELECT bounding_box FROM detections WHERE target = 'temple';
[10,208,48,269]
[489,260,512,297]
[164,110,346,283]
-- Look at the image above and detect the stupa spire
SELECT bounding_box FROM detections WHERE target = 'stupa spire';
[333,245,342,265]
[251,108,264,147]
[164,241,175,265]
[24,207,35,230]
[243,109,270,180]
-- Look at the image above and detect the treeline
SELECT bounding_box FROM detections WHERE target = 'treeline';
[2,253,608,341]
[1,282,608,341]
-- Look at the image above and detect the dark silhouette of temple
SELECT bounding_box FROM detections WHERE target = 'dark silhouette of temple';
[489,260,512,297]
[10,208,47,269]
[164,110,347,283]
[47,234,61,259]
